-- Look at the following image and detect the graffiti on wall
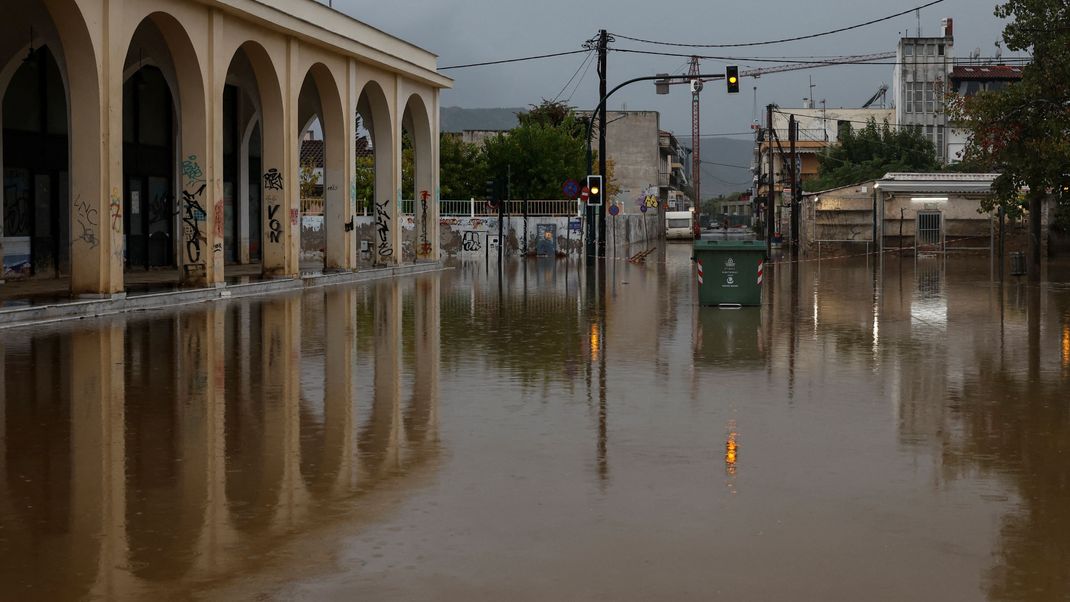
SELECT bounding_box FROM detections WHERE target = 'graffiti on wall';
[375,198,393,258]
[109,187,123,233]
[536,223,557,256]
[181,184,207,263]
[73,196,99,249]
[461,231,481,252]
[265,169,284,245]
[418,190,432,258]
[268,204,282,243]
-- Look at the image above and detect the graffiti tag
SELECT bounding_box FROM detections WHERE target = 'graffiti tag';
[375,198,393,258]
[181,184,207,263]
[268,204,282,243]
[461,231,481,252]
[73,196,99,249]
[109,188,123,233]
[264,168,284,191]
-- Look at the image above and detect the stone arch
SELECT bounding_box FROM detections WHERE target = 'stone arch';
[122,13,209,274]
[356,79,395,266]
[223,40,291,276]
[402,92,434,261]
[297,62,347,271]
[0,0,108,294]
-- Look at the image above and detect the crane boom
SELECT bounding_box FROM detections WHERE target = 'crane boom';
[740,52,896,78]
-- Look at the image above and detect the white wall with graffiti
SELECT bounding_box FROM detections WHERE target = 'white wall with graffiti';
[298,207,662,264]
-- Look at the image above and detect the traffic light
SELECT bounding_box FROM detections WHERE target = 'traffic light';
[586,175,603,206]
[726,66,739,94]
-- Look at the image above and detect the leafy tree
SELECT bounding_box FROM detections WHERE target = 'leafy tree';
[950,0,1070,273]
[439,133,487,199]
[354,154,374,214]
[484,102,587,200]
[809,119,941,191]
[299,160,320,199]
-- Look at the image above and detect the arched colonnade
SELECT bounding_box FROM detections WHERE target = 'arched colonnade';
[0,0,445,295]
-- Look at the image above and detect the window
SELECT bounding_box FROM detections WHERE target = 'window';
[905,83,914,113]
[938,44,945,56]
[925,82,935,113]
[837,120,851,140]
[937,126,945,157]
[668,219,690,229]
[904,44,914,57]
[927,43,936,56]
[914,83,924,113]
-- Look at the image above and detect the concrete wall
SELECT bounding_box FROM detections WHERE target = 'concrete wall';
[802,184,876,254]
[438,213,661,260]
[772,108,895,143]
[802,182,1002,254]
[881,192,993,250]
[579,110,662,214]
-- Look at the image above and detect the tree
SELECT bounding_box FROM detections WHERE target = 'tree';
[809,119,941,191]
[299,160,320,199]
[439,133,487,199]
[484,102,587,200]
[951,0,1070,275]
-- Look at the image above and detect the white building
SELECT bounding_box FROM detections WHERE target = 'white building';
[894,18,954,162]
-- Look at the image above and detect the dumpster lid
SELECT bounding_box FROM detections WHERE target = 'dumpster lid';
[693,239,765,251]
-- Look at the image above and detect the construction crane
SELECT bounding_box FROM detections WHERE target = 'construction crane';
[665,52,896,208]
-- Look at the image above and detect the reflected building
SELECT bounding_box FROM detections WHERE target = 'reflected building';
[0,278,441,597]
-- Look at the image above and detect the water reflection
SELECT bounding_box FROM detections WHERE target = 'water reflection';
[0,280,440,599]
[2,247,1070,600]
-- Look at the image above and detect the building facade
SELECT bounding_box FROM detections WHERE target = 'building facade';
[658,129,691,211]
[946,64,1024,163]
[893,18,954,162]
[1,0,450,296]
[800,172,1003,254]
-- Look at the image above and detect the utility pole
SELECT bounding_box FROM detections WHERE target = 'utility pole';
[766,104,775,257]
[688,57,702,214]
[789,114,799,255]
[596,29,609,260]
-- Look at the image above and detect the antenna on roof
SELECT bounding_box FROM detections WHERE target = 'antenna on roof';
[994,41,1003,63]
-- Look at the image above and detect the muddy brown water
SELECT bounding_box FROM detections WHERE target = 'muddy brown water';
[1,245,1069,600]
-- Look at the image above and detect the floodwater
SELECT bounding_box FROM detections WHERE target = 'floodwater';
[1,244,1069,601]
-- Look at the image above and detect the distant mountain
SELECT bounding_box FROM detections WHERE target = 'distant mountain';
[441,107,524,133]
[679,136,755,199]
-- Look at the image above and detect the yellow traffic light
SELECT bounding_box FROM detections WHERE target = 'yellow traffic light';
[726,66,740,93]
[591,186,600,195]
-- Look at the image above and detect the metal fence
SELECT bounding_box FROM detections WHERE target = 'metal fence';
[439,199,581,217]
[304,199,582,218]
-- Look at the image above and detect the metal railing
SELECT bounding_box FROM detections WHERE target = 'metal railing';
[439,199,581,217]
[300,197,325,216]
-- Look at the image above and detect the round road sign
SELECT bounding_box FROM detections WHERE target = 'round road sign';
[580,186,590,202]
[640,205,648,213]
[609,205,620,216]
[563,179,580,199]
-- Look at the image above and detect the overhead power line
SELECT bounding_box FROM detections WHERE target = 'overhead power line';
[552,50,595,102]
[700,160,753,170]
[611,0,948,48]
[440,49,588,70]
[611,47,1030,66]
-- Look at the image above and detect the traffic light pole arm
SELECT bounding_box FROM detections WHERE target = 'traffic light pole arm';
[584,73,725,176]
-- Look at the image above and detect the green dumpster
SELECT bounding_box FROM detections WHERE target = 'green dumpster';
[693,239,765,306]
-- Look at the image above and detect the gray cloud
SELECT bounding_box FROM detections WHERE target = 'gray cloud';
[332,0,1018,137]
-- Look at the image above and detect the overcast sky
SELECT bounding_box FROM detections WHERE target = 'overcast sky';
[329,0,1020,139]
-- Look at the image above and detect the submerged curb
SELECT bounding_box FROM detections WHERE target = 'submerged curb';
[0,263,445,329]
